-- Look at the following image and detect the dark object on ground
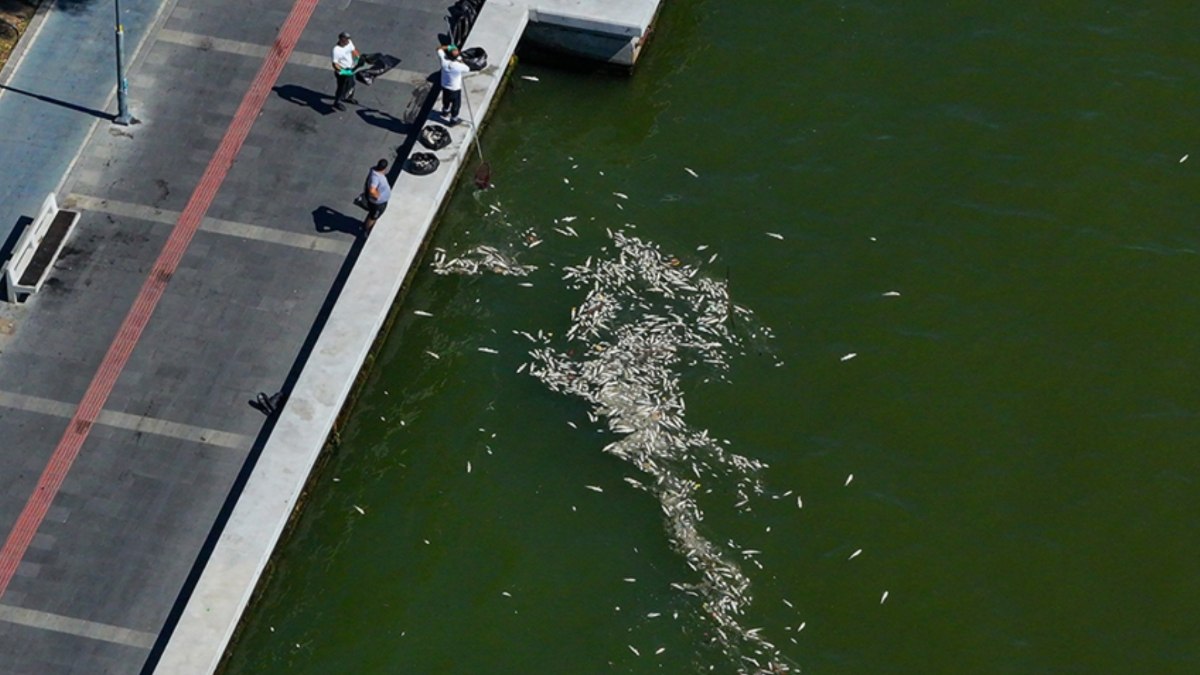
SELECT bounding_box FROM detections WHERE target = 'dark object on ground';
[0,17,19,41]
[461,47,487,72]
[407,153,440,175]
[353,193,369,210]
[355,53,402,86]
[447,0,486,45]
[419,124,451,150]
[249,391,285,416]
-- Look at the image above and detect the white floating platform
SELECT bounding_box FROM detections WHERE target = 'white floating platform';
[526,0,665,66]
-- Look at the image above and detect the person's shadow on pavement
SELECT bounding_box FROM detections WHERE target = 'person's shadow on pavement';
[313,206,363,237]
[274,84,335,115]
[357,107,414,135]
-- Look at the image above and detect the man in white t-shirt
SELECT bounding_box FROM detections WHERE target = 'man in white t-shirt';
[331,32,360,111]
[437,44,471,125]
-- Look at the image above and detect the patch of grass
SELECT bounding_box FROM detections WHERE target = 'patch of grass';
[0,0,41,72]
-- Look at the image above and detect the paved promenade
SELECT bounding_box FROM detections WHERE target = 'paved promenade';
[0,0,451,671]
[0,0,664,671]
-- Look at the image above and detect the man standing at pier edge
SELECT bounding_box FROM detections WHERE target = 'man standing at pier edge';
[362,159,391,235]
[437,44,471,125]
[332,32,360,111]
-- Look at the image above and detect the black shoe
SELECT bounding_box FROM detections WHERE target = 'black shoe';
[448,117,462,126]
[334,103,346,111]
[255,392,275,414]
[345,97,359,105]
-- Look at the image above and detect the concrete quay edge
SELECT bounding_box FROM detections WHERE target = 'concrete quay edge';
[151,0,664,672]
[526,0,662,67]
[532,0,658,37]
[150,1,531,673]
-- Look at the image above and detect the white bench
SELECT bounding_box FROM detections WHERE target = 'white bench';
[2,193,79,302]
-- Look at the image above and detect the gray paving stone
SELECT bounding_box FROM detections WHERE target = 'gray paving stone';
[6,428,244,633]
[0,0,454,672]
[0,614,148,675]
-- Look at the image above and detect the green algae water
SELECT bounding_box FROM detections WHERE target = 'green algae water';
[224,2,1200,672]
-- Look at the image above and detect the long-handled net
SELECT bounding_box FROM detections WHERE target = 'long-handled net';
[461,83,491,189]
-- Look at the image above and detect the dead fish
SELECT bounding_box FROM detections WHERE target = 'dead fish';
[518,282,534,287]
[882,291,901,297]
[797,495,803,509]
[413,310,434,317]
[841,352,857,361]
[1182,154,1189,163]
[848,548,862,560]
[684,167,698,177]
[628,645,640,656]
[521,75,540,82]
[765,232,784,240]
[467,461,472,473]
[624,577,636,583]
[561,215,577,223]
[501,591,512,597]
[880,591,889,604]
[425,350,440,359]
[845,473,854,486]
[655,647,666,655]
[353,505,365,515]
[613,192,629,199]
[585,485,604,493]
[478,347,499,354]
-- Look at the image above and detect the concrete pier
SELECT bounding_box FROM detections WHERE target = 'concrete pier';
[527,0,664,66]
[148,0,663,673]
[0,0,662,672]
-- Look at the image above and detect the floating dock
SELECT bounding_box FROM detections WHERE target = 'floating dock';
[526,0,664,66]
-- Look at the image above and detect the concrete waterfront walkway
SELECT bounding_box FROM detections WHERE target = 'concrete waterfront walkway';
[0,0,663,672]
[0,0,452,671]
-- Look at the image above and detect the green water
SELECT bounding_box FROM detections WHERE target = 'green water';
[224,2,1200,673]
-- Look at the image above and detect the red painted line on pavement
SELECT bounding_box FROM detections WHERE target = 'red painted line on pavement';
[0,0,320,600]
